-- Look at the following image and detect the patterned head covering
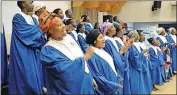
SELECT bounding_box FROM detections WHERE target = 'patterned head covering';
[156,27,164,35]
[168,27,175,34]
[128,30,139,40]
[39,11,57,33]
[99,22,113,36]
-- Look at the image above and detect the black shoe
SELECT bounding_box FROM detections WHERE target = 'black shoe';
[153,86,158,91]
[153,85,159,90]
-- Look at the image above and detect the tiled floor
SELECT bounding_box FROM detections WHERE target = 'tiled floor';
[152,75,176,94]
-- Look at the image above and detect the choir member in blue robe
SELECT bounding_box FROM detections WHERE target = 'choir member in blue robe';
[1,24,8,86]
[156,27,168,82]
[77,23,89,53]
[81,15,93,34]
[9,1,47,94]
[86,29,123,94]
[100,22,130,94]
[40,16,95,94]
[127,30,146,94]
[138,31,152,94]
[166,27,177,74]
[65,19,79,45]
[113,23,131,94]
[147,37,164,91]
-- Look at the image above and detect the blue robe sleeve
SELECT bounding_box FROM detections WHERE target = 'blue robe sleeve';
[40,46,87,94]
[1,24,8,84]
[103,40,128,72]
[88,55,120,93]
[13,14,47,48]
[78,34,88,53]
[115,40,122,50]
[148,48,162,70]
[128,46,143,71]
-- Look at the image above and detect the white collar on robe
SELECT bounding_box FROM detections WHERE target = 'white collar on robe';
[78,32,86,39]
[85,22,93,29]
[45,34,89,73]
[139,42,147,50]
[93,47,117,76]
[150,46,158,55]
[170,34,176,43]
[71,30,78,40]
[158,35,167,43]
[133,42,141,53]
[19,12,34,25]
[114,37,124,46]
[32,14,39,23]
[105,36,119,52]
[1,24,4,34]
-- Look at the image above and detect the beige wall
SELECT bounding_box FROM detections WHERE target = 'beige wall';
[117,1,176,23]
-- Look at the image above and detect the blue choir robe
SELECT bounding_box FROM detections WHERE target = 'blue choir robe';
[114,37,131,94]
[139,44,152,94]
[40,35,95,94]
[103,36,129,94]
[78,33,89,53]
[87,47,122,94]
[68,30,80,46]
[84,22,93,34]
[9,13,47,94]
[128,43,146,94]
[156,36,168,82]
[1,24,8,85]
[166,35,177,72]
[148,46,164,85]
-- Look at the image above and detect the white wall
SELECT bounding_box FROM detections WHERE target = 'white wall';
[117,1,176,23]
[2,1,71,54]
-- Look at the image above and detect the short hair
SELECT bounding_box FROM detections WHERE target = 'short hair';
[65,19,73,25]
[81,15,87,22]
[65,9,70,15]
[17,1,24,9]
[113,16,117,21]
[53,8,62,14]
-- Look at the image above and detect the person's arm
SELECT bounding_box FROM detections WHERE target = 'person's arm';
[13,14,47,48]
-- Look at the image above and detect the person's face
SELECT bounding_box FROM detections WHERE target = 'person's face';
[108,26,116,36]
[49,17,66,40]
[153,39,160,46]
[67,9,73,18]
[80,25,85,33]
[24,1,34,12]
[139,32,145,42]
[57,10,64,19]
[87,16,91,23]
[171,28,177,35]
[94,34,105,48]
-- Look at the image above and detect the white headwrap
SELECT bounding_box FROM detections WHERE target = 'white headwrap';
[156,27,164,35]
[168,27,175,34]
[128,30,139,40]
[33,1,45,12]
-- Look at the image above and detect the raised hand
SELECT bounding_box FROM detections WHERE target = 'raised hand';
[84,46,94,61]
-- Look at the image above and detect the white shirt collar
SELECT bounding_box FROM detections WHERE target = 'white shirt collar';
[105,36,119,52]
[19,12,34,25]
[170,34,176,43]
[114,37,124,46]
[158,35,167,43]
[133,42,141,53]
